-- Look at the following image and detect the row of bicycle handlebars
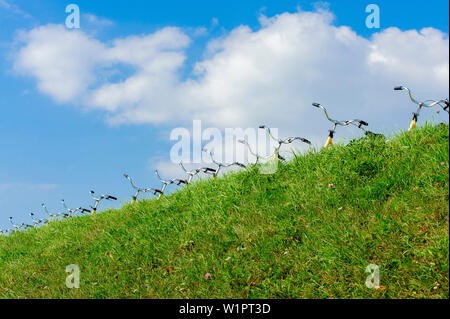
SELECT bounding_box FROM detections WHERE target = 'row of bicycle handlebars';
[1,86,448,235]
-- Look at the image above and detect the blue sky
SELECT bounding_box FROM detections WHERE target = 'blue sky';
[0,0,448,231]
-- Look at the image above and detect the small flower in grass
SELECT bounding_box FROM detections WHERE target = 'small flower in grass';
[328,183,334,188]
[205,273,211,280]
[440,162,445,166]
[433,281,440,290]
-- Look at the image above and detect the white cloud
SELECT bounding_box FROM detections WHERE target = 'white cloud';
[192,26,208,37]
[14,24,189,109]
[211,17,219,29]
[14,25,106,102]
[0,0,32,19]
[13,9,449,146]
[83,13,114,28]
[0,0,10,9]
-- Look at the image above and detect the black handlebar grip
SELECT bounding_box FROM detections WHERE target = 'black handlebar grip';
[258,125,265,129]
[360,120,368,126]
[394,86,403,91]
[108,196,118,200]
[303,138,312,145]
[312,103,320,107]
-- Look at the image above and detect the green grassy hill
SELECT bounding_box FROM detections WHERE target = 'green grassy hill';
[0,124,448,299]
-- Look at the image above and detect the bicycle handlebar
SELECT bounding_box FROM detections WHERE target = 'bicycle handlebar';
[155,170,174,185]
[259,125,279,142]
[179,162,188,173]
[238,139,266,164]
[312,103,335,125]
[312,103,369,129]
[203,149,222,166]
[394,86,448,110]
[124,173,140,190]
[285,137,312,145]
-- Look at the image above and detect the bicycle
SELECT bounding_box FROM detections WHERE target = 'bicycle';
[61,199,90,217]
[29,212,47,228]
[9,216,29,232]
[312,103,370,148]
[394,86,449,131]
[238,139,262,165]
[89,190,117,215]
[154,170,185,199]
[202,149,246,180]
[42,203,63,220]
[259,125,311,161]
[179,163,203,184]
[123,173,160,202]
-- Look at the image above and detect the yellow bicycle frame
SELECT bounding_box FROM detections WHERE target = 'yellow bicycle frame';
[324,130,335,149]
[91,208,97,215]
[408,113,419,131]
[325,136,333,148]
[408,118,416,131]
